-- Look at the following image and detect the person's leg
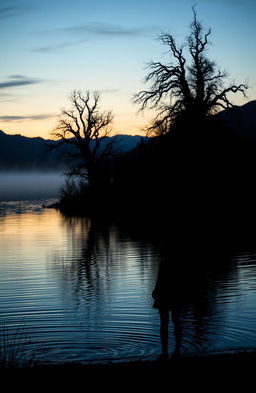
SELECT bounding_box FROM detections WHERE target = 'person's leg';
[171,309,181,358]
[159,308,169,359]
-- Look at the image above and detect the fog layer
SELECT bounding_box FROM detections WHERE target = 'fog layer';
[0,172,64,201]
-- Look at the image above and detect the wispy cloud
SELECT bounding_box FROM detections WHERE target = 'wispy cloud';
[0,75,44,89]
[0,114,56,122]
[0,5,32,19]
[57,22,157,38]
[31,22,158,53]
[0,92,16,102]
[31,40,87,53]
[99,89,120,94]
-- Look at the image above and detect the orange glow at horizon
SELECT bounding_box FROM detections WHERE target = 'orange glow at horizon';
[0,112,151,139]
[0,91,250,139]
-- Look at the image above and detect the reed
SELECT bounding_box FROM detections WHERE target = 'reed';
[0,321,34,368]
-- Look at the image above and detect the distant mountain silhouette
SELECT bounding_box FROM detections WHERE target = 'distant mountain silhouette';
[0,101,254,170]
[91,134,148,155]
[0,131,63,170]
[0,131,148,170]
[218,100,256,140]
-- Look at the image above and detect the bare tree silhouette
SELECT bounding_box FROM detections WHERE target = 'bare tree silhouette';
[134,8,248,135]
[51,90,114,192]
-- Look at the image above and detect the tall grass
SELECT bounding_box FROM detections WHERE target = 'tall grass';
[0,321,34,368]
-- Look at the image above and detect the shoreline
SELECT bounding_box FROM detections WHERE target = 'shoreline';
[3,350,256,374]
[2,351,256,389]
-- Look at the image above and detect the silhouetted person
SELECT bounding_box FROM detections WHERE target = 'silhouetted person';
[152,241,195,360]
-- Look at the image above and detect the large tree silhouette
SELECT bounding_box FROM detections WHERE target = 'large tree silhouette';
[51,90,113,192]
[134,8,248,135]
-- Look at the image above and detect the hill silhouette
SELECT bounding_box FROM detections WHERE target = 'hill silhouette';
[0,131,148,170]
[0,131,61,170]
[0,101,254,170]
[218,100,256,140]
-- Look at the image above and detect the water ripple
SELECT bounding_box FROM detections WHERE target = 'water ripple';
[1,200,256,364]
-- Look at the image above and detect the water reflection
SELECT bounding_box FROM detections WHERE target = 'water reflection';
[49,214,159,362]
[63,217,111,301]
[1,202,256,364]
[51,216,155,306]
[51,213,252,359]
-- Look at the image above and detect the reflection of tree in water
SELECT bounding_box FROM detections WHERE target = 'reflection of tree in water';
[49,213,254,357]
[54,216,112,307]
[50,214,158,310]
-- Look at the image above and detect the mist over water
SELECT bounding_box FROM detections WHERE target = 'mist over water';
[0,171,64,201]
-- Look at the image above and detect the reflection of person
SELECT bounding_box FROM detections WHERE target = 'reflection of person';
[152,248,188,361]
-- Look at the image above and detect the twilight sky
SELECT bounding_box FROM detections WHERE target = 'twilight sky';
[1,0,255,139]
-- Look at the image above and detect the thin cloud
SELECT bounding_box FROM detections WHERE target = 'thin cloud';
[0,114,56,122]
[31,39,87,53]
[0,5,32,18]
[0,92,16,102]
[59,22,158,38]
[0,75,44,89]
[99,89,120,94]
[31,22,158,53]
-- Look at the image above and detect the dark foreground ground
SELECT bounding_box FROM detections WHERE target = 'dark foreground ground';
[2,352,256,390]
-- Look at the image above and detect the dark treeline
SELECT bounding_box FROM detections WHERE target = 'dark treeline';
[53,8,256,250]
[55,112,256,248]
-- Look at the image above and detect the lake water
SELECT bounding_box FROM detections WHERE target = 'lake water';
[1,194,256,364]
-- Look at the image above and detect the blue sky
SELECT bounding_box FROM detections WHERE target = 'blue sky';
[0,0,255,138]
